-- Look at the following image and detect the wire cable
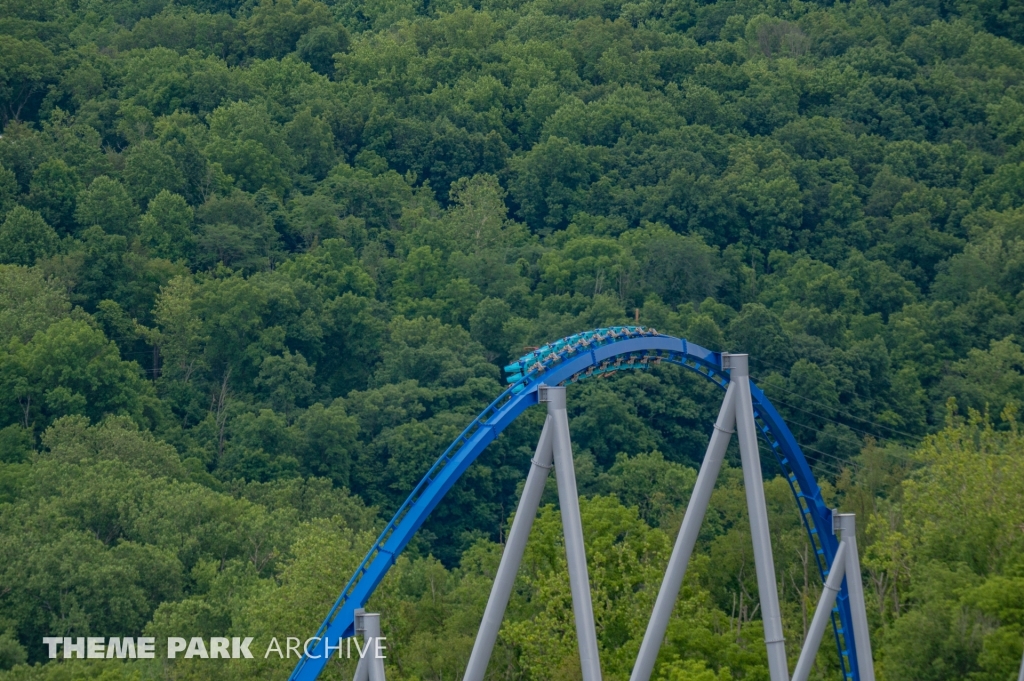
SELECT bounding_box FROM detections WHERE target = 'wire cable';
[747,356,923,441]
[755,385,924,468]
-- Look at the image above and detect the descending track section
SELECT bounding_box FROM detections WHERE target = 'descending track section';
[290,328,862,681]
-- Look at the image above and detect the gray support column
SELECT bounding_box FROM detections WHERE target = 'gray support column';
[835,514,875,681]
[463,417,556,681]
[791,542,848,681]
[353,610,384,681]
[363,613,386,681]
[729,354,789,681]
[1017,646,1024,681]
[353,609,368,681]
[630,382,738,681]
[353,652,368,681]
[546,386,603,681]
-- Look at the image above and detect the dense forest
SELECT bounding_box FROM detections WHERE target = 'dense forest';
[1,0,1024,676]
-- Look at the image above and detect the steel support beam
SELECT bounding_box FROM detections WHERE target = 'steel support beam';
[730,354,789,681]
[630,382,738,681]
[835,514,874,681]
[352,608,367,681]
[463,417,555,681]
[792,542,847,681]
[353,610,386,681]
[547,386,603,681]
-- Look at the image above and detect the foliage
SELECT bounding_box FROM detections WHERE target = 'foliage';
[2,0,1024,677]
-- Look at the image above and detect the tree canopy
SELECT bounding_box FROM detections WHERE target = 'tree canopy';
[1,0,1024,677]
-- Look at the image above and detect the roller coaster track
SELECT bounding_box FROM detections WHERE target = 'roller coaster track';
[290,327,864,681]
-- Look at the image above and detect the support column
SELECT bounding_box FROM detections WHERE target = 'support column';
[791,542,847,681]
[352,610,386,681]
[730,354,789,681]
[835,514,874,681]
[546,386,603,681]
[353,615,368,681]
[630,382,738,681]
[464,417,556,681]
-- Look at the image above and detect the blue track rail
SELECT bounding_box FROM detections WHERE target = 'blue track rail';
[290,328,861,681]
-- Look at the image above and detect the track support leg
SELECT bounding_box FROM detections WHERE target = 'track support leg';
[791,543,846,681]
[792,513,875,681]
[630,382,737,681]
[632,355,818,681]
[463,417,555,681]
[730,354,790,681]
[835,514,875,681]
[352,611,386,681]
[547,385,604,681]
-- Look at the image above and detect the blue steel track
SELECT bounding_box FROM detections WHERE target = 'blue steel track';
[290,328,862,681]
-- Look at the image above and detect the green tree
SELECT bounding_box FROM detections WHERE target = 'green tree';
[296,25,349,76]
[284,109,336,180]
[122,141,186,209]
[469,297,512,362]
[254,351,316,413]
[75,176,139,236]
[508,136,605,231]
[244,0,334,59]
[206,101,294,196]
[0,163,16,218]
[725,303,794,367]
[599,451,697,527]
[937,338,1024,420]
[373,316,498,389]
[139,190,194,261]
[0,207,58,266]
[0,265,72,344]
[0,37,58,124]
[194,192,281,271]
[26,159,78,235]
[0,318,155,432]
[625,224,723,306]
[291,401,359,485]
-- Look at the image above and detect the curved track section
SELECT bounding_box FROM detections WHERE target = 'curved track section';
[290,329,861,681]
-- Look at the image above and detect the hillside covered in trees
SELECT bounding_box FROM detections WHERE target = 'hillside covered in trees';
[1,0,1024,677]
